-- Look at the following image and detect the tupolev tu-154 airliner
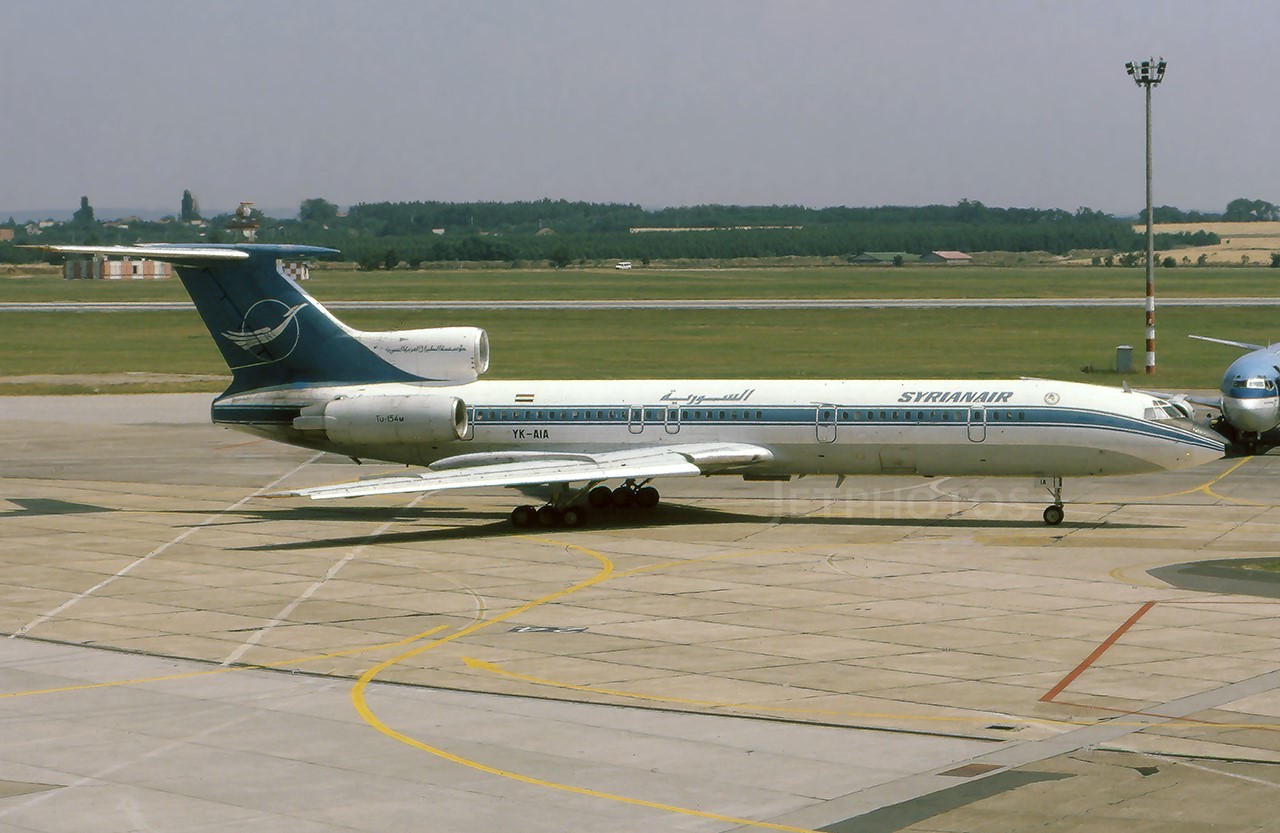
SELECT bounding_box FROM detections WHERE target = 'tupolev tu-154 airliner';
[35,244,1226,527]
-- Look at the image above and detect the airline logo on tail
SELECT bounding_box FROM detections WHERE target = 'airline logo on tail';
[220,301,308,353]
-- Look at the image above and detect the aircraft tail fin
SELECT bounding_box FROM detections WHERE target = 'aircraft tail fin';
[30,244,427,395]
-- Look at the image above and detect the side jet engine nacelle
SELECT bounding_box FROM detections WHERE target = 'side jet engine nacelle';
[1164,395,1196,420]
[294,395,468,445]
[357,327,490,383]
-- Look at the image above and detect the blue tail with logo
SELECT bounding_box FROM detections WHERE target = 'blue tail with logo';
[156,244,424,395]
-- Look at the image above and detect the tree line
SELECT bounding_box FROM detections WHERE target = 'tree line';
[1141,197,1280,224]
[1,193,1233,266]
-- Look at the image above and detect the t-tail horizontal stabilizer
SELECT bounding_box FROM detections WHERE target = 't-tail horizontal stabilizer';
[27,243,444,395]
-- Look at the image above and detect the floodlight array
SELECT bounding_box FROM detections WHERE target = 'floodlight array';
[1124,57,1166,86]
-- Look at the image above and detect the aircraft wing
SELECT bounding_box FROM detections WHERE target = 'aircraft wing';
[1189,334,1266,351]
[277,442,774,500]
[1183,394,1222,410]
[1132,387,1220,416]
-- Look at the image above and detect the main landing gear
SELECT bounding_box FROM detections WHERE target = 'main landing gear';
[510,503,590,529]
[589,483,659,510]
[1040,476,1065,526]
[509,480,661,529]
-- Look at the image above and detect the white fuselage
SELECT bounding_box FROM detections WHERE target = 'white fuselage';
[212,377,1224,480]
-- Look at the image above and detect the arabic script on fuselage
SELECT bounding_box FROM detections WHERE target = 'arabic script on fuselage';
[660,388,756,405]
[381,344,467,354]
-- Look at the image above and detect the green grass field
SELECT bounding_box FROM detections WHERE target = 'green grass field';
[3,263,1280,302]
[2,263,1276,393]
[1,303,1271,394]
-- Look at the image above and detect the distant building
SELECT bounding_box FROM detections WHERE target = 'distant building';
[849,251,919,265]
[24,220,58,236]
[0,228,13,242]
[64,255,171,280]
[279,260,311,281]
[921,250,972,265]
[226,201,259,241]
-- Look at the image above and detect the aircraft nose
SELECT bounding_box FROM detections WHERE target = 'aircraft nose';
[1175,419,1228,466]
[1223,395,1280,434]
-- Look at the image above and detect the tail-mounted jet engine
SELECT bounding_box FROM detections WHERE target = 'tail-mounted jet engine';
[356,327,490,383]
[293,395,468,445]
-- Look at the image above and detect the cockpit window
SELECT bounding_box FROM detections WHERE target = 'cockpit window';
[1246,378,1268,389]
[1145,399,1184,420]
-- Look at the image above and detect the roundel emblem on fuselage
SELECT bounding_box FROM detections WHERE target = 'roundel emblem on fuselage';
[1044,392,1060,405]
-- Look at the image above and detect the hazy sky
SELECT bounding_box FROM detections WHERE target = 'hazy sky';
[3,0,1276,218]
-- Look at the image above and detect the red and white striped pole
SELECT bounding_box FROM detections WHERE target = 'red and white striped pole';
[1126,58,1165,375]
[1144,77,1156,375]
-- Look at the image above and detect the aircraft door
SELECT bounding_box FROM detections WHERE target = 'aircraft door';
[628,407,644,434]
[967,407,986,442]
[460,406,475,440]
[664,407,681,434]
[817,405,837,444]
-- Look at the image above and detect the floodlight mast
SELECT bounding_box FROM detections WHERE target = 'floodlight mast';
[1125,57,1166,375]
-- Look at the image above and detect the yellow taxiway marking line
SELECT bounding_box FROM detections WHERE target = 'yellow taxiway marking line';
[1144,456,1269,505]
[1109,559,1183,588]
[0,626,449,700]
[350,537,827,833]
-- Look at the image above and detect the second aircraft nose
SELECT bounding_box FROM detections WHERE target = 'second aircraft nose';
[1222,395,1280,435]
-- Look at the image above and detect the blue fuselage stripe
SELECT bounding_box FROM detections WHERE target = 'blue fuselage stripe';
[1225,387,1278,400]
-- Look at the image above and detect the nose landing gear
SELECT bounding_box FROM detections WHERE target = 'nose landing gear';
[1039,476,1065,526]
